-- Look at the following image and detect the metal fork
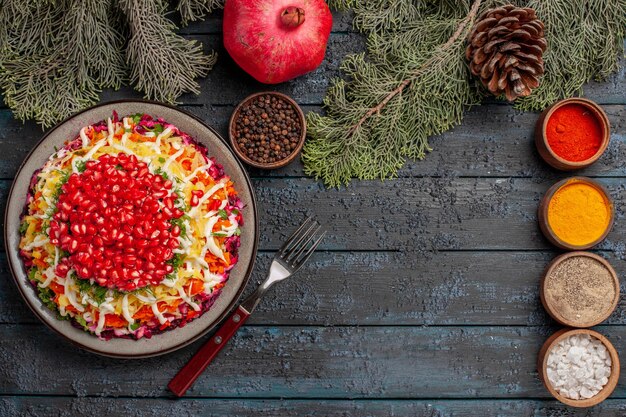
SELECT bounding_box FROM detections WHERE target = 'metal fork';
[168,217,325,397]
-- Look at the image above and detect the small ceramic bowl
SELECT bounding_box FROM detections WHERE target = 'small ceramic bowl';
[540,252,619,327]
[538,328,620,407]
[535,97,610,170]
[229,92,306,169]
[538,177,614,250]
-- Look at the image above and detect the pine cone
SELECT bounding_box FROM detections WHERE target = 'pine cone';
[465,4,547,101]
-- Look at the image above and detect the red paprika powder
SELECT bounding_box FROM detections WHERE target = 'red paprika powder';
[546,103,603,162]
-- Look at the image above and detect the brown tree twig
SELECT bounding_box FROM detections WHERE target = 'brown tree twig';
[348,0,483,134]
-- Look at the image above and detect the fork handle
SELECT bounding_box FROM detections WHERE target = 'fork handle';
[168,305,250,397]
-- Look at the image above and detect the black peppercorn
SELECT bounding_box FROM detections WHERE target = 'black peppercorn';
[233,94,302,165]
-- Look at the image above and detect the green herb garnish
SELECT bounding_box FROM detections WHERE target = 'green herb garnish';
[155,167,169,180]
[92,285,108,304]
[158,157,165,163]
[167,253,184,270]
[75,315,88,328]
[218,209,228,220]
[170,216,188,238]
[75,277,108,305]
[28,267,38,281]
[75,160,87,173]
[50,169,71,202]
[19,221,29,235]
[38,286,57,311]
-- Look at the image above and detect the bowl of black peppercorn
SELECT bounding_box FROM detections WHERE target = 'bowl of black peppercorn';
[229,92,306,169]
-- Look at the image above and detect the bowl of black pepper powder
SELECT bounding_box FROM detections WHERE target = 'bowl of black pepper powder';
[229,92,306,169]
[540,251,620,328]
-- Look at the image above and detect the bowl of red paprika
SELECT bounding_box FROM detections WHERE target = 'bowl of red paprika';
[535,98,610,171]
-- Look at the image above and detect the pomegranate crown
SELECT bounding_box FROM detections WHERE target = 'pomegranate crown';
[281,6,305,28]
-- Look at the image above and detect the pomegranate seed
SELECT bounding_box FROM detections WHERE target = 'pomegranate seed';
[69,239,79,252]
[55,263,69,277]
[190,195,199,207]
[152,190,167,199]
[51,152,188,291]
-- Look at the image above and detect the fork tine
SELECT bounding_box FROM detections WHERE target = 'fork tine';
[277,217,314,254]
[285,224,321,261]
[284,223,321,261]
[293,231,326,267]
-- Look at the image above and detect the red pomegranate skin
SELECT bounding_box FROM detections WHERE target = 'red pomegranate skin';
[223,0,333,84]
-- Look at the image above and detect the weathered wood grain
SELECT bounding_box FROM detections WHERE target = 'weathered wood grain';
[3,176,626,251]
[1,324,625,398]
[3,251,626,326]
[2,397,626,417]
[1,104,624,180]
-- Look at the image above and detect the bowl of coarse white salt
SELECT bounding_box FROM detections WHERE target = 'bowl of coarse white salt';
[538,329,620,407]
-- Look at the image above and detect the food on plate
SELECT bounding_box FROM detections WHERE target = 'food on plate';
[19,113,244,339]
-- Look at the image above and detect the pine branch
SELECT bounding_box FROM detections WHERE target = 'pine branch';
[515,0,626,111]
[350,0,482,134]
[119,0,217,104]
[303,0,484,187]
[177,0,224,26]
[0,0,219,127]
[0,0,126,127]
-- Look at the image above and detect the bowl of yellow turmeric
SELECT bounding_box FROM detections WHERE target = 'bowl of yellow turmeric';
[538,177,614,250]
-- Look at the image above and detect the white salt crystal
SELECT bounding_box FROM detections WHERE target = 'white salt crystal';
[580,387,594,399]
[545,334,612,400]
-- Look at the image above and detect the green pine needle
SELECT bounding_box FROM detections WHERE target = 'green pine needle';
[303,0,488,187]
[516,0,626,111]
[304,0,626,187]
[119,0,217,104]
[0,0,217,128]
[177,0,224,25]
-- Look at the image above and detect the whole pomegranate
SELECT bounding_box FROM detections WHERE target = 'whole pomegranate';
[223,0,333,84]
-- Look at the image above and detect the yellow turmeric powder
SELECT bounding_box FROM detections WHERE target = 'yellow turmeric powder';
[547,180,611,246]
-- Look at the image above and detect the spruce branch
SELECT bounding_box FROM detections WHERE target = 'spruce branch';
[305,0,626,187]
[349,0,482,134]
[0,0,126,127]
[303,0,485,187]
[177,0,225,26]
[0,0,219,127]
[119,0,217,104]
[515,0,626,111]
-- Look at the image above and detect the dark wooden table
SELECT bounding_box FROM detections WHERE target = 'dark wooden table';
[1,11,625,417]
